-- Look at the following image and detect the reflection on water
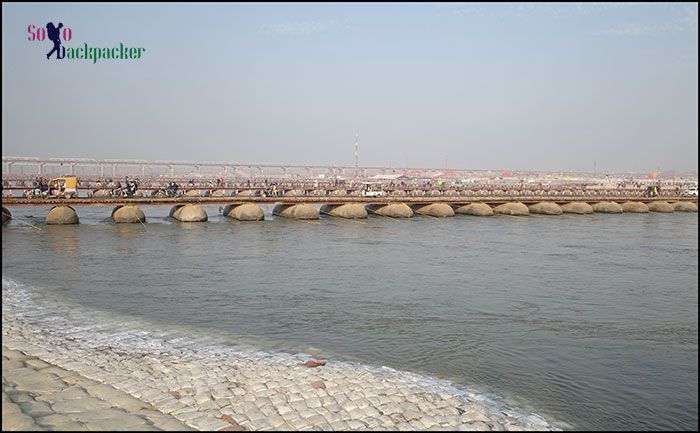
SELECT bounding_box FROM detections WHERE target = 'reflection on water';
[37,225,81,286]
[2,206,698,431]
[114,223,145,238]
[174,221,208,230]
[45,225,80,255]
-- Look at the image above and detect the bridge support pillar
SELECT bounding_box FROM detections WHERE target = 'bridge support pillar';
[112,205,146,223]
[591,202,623,213]
[366,203,413,218]
[621,201,649,213]
[170,204,208,222]
[528,202,562,215]
[412,203,454,217]
[273,204,319,220]
[455,203,494,216]
[647,201,674,213]
[46,205,79,225]
[672,201,698,212]
[319,204,367,219]
[493,202,529,216]
[223,203,264,221]
[561,202,594,214]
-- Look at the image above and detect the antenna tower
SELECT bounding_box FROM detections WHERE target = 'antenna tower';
[354,134,359,178]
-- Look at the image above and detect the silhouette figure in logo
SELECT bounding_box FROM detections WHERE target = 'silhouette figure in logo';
[46,22,65,59]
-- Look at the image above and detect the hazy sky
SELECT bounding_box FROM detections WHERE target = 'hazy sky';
[2,2,698,172]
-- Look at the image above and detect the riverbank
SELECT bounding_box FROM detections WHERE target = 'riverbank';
[2,346,193,431]
[2,277,559,431]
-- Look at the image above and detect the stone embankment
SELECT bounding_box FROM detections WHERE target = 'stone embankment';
[2,295,560,432]
[2,346,192,431]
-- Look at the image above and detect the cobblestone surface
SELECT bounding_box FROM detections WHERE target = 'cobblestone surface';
[3,279,559,431]
[2,346,193,431]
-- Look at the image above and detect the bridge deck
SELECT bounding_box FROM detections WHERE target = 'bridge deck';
[1,196,695,207]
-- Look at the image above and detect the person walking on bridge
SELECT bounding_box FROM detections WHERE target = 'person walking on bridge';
[111,180,122,198]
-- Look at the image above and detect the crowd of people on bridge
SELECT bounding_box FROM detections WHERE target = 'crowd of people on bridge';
[2,175,696,199]
[22,177,51,198]
[89,177,139,197]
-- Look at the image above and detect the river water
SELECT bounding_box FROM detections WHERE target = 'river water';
[2,205,697,430]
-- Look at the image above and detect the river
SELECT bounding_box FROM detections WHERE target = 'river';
[2,205,697,430]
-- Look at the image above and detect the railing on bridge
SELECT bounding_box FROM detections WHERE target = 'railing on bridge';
[1,185,692,201]
[2,156,462,179]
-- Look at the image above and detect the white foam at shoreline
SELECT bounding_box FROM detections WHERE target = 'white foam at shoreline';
[2,274,562,430]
